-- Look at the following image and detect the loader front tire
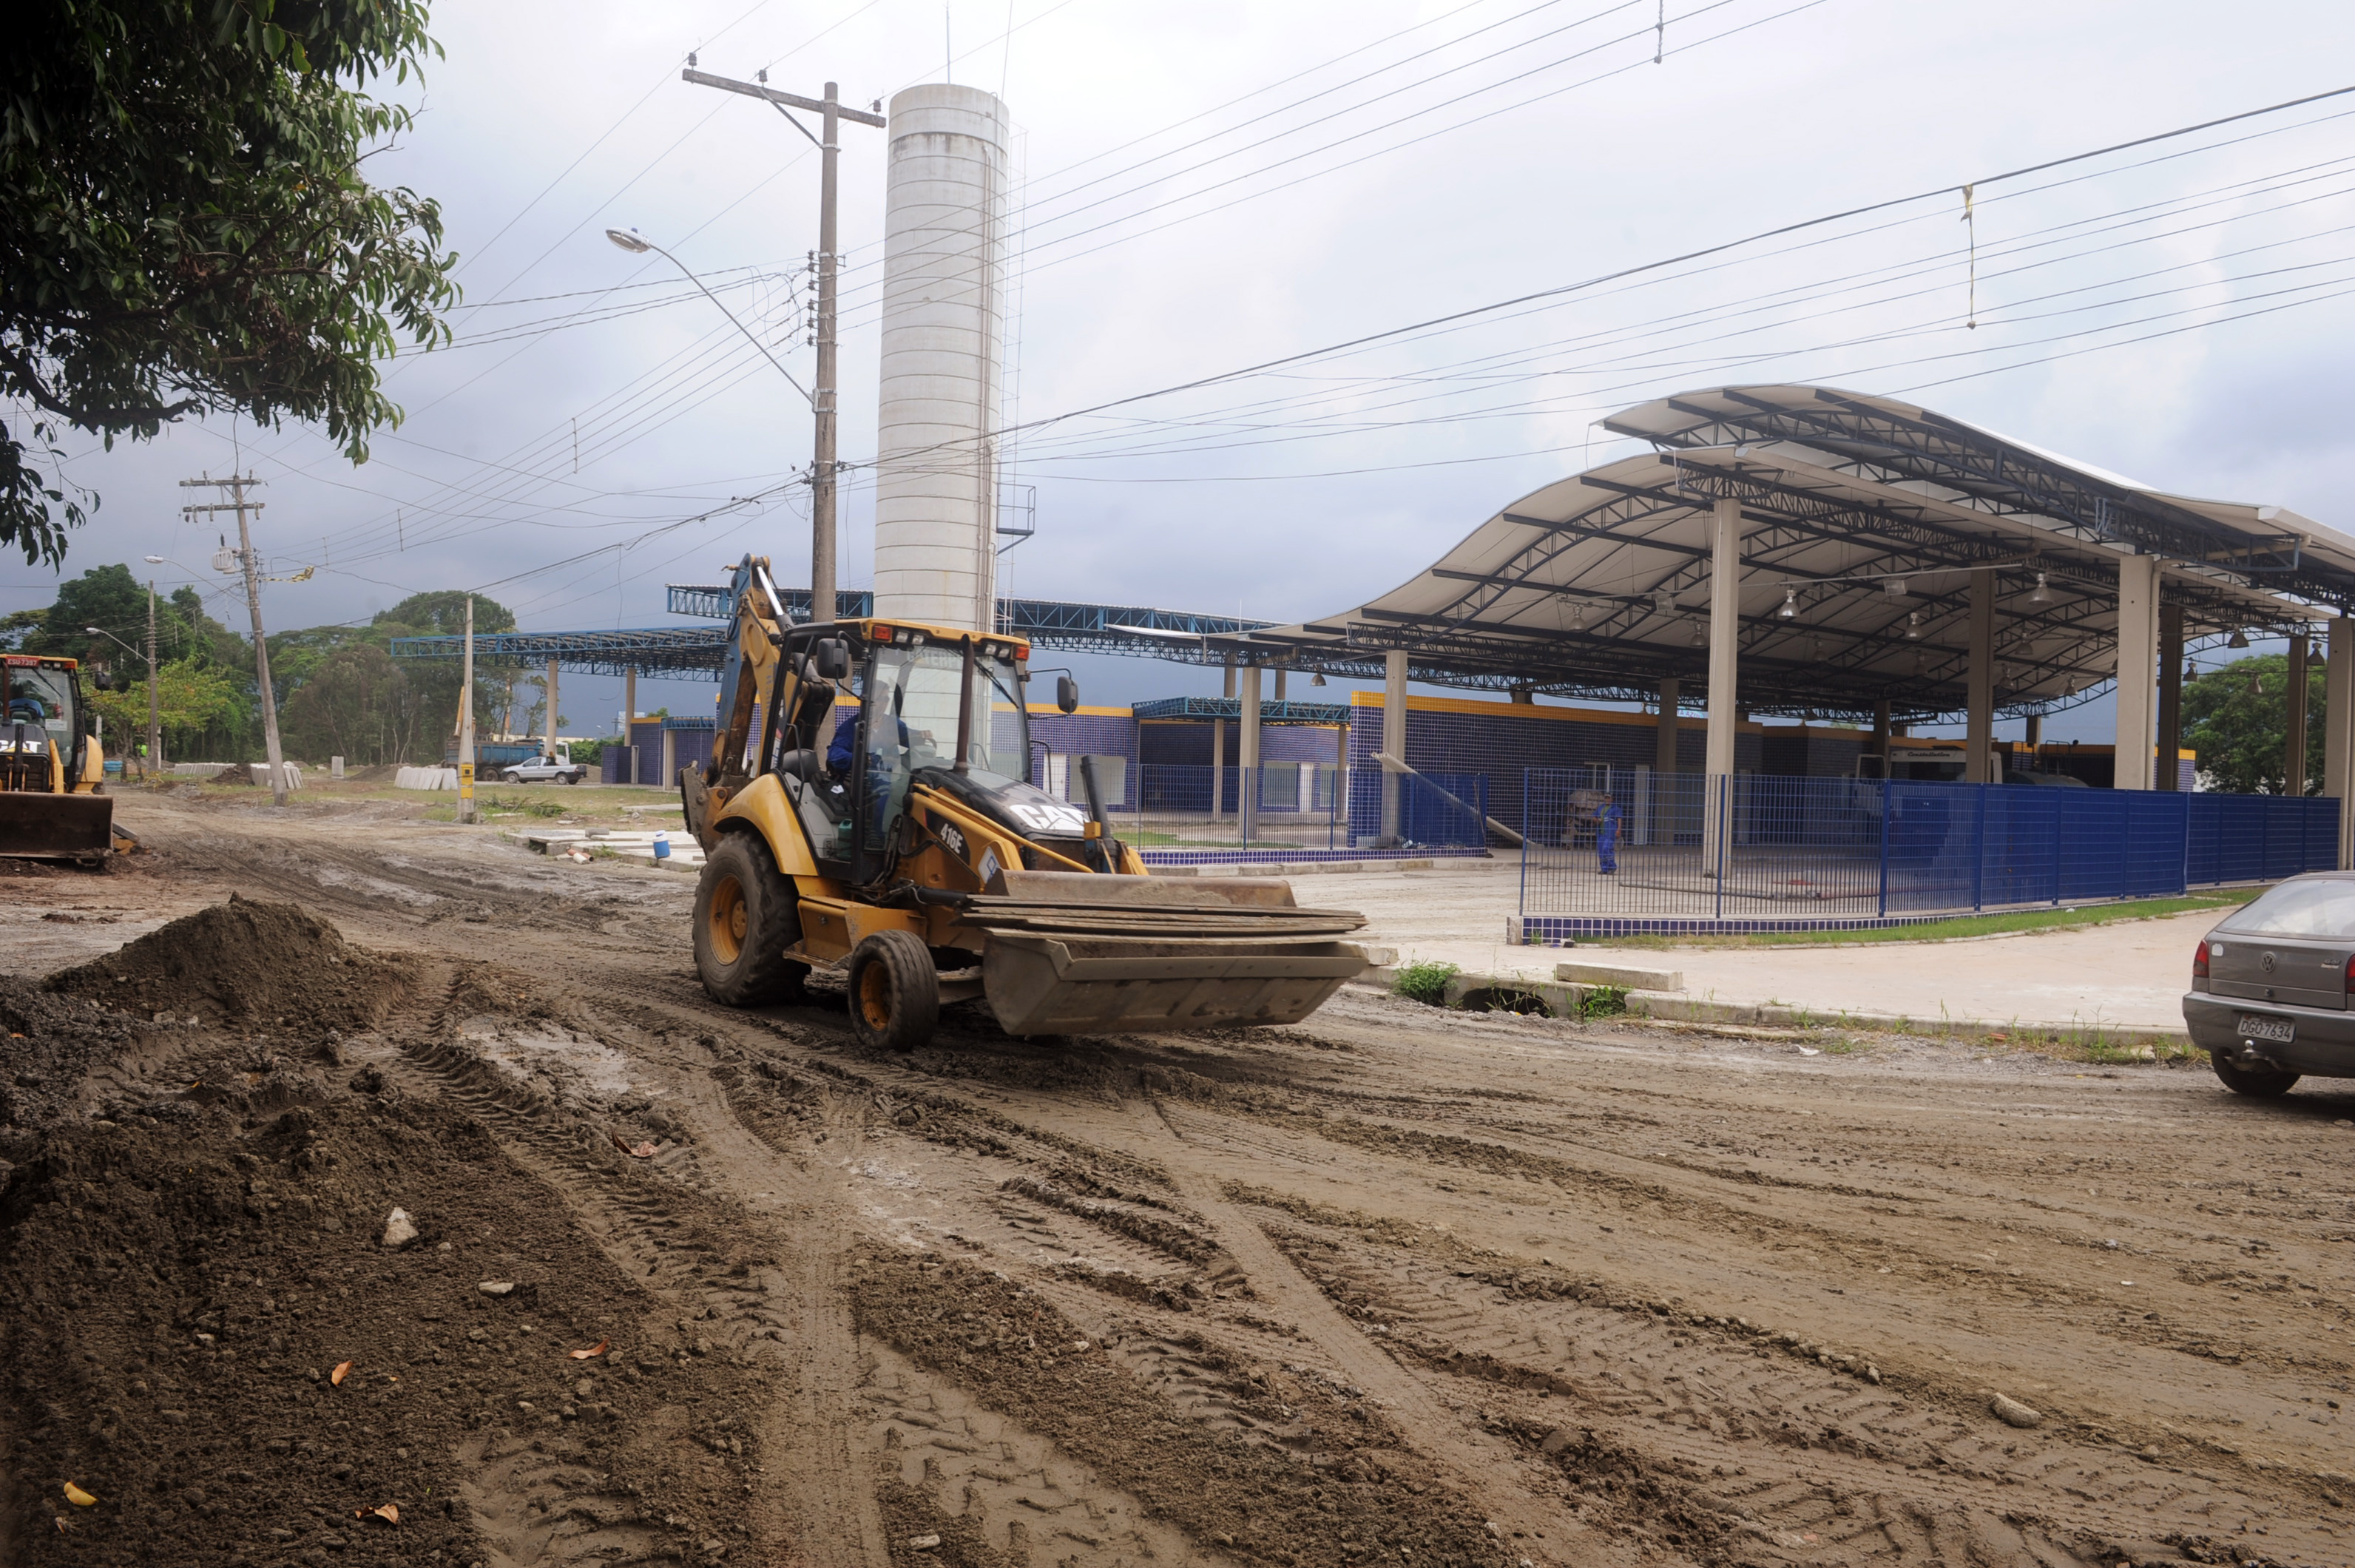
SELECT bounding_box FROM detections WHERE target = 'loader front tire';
[694,832,808,1007]
[848,929,939,1053]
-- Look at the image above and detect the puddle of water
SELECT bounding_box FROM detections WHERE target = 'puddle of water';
[479,1030,646,1100]
[854,1159,921,1189]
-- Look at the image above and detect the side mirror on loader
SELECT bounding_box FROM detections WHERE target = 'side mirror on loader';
[1056,675,1079,714]
[815,639,852,680]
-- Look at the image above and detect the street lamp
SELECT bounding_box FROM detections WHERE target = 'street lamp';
[607,226,837,628]
[83,623,156,778]
[604,229,812,405]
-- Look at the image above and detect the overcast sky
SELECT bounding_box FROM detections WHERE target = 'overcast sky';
[16,0,2355,738]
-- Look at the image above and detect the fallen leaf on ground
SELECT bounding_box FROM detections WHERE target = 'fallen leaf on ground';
[331,1360,351,1386]
[63,1483,96,1507]
[569,1339,609,1359]
[372,1504,401,1525]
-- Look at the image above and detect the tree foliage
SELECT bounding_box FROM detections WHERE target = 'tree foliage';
[2182,653,2325,796]
[3,1,459,565]
[377,589,515,638]
[9,561,515,763]
[279,641,424,764]
[87,657,243,739]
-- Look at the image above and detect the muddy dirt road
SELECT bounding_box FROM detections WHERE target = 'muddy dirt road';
[4,788,2351,1568]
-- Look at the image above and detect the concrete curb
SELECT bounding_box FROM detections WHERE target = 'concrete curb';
[1152,856,1507,878]
[1348,966,2193,1048]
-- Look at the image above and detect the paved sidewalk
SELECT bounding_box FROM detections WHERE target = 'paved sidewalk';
[1327,860,2220,1032]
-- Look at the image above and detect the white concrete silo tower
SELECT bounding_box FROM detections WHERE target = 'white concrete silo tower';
[871,84,1010,634]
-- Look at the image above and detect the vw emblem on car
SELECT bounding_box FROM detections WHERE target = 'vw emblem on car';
[2260,951,2277,974]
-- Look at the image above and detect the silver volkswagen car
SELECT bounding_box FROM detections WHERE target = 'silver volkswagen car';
[2183,871,2355,1097]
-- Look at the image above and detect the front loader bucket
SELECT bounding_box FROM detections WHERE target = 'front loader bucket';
[0,791,115,859]
[962,871,1370,1036]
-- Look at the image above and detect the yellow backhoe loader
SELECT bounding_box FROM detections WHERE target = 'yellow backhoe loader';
[1,654,119,861]
[678,555,1369,1051]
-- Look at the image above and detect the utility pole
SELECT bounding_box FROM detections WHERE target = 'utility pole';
[459,596,477,824]
[146,578,161,778]
[180,474,287,806]
[683,61,885,624]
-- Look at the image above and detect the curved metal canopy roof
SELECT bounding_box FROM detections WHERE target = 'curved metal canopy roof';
[1253,384,2352,722]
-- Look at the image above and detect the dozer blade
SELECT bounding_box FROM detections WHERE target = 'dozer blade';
[964,871,1371,1036]
[0,791,115,860]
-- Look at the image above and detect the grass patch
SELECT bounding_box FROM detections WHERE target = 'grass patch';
[1391,959,1459,1007]
[1574,983,1628,1020]
[1598,889,2258,950]
[479,792,565,819]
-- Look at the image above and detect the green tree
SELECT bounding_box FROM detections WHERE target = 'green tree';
[86,657,243,740]
[280,642,422,763]
[3,1,458,565]
[2182,653,2325,796]
[371,591,513,747]
[376,589,514,638]
[19,561,149,661]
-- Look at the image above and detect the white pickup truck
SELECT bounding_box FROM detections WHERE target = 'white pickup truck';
[500,745,588,785]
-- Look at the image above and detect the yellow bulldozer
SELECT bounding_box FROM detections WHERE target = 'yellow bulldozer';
[1,653,120,861]
[678,555,1370,1051]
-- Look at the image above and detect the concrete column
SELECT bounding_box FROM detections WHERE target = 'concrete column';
[1274,666,1287,703]
[1654,677,1680,779]
[2156,603,2185,791]
[1210,658,1234,820]
[660,726,676,786]
[1966,569,1996,783]
[624,669,637,731]
[2331,618,2354,864]
[2287,632,2310,795]
[1380,649,1409,844]
[2113,555,2160,789]
[873,85,1010,632]
[1238,665,1263,847]
[1703,498,1744,873]
[1872,700,1891,777]
[1704,498,1744,780]
[544,658,560,760]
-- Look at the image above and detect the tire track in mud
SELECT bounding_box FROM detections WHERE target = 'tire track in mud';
[862,1341,1234,1568]
[1247,1194,2348,1568]
[575,990,1629,1567]
[387,987,891,1568]
[1112,1092,1655,1568]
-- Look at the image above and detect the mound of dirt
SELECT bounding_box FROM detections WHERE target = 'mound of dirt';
[47,896,412,1034]
[0,1054,755,1568]
[0,976,166,1132]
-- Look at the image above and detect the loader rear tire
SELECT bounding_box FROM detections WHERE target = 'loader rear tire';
[848,929,939,1053]
[694,832,808,1007]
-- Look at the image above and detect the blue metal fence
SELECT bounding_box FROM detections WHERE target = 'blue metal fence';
[1521,769,2338,929]
[1345,766,1493,849]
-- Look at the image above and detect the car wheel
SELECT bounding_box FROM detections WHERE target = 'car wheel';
[692,833,808,1007]
[847,929,939,1053]
[2210,1050,2300,1098]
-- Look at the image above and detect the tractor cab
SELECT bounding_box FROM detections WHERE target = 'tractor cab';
[752,618,1096,887]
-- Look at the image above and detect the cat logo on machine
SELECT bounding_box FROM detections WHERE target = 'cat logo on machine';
[1010,801,1088,836]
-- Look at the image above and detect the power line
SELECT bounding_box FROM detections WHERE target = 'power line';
[842,78,2355,481]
